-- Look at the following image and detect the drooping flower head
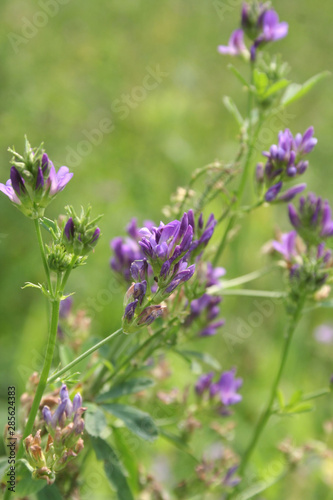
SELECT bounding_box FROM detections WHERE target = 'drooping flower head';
[0,137,73,218]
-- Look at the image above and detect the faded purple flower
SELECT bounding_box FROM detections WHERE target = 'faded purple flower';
[314,324,333,344]
[218,29,248,57]
[59,296,73,319]
[272,231,297,261]
[210,368,243,406]
[195,372,214,395]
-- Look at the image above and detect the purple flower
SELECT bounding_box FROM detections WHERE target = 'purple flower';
[205,263,226,287]
[47,164,73,196]
[59,296,73,319]
[123,300,138,322]
[218,29,248,57]
[223,465,241,487]
[272,231,297,261]
[210,368,243,406]
[277,184,307,202]
[165,263,195,294]
[139,213,193,266]
[288,194,333,243]
[259,128,317,204]
[42,386,85,437]
[91,227,100,243]
[64,217,75,241]
[265,182,282,202]
[200,320,225,337]
[110,237,143,282]
[187,211,217,255]
[195,372,214,395]
[314,324,333,344]
[130,259,148,281]
[251,9,288,59]
[0,179,21,204]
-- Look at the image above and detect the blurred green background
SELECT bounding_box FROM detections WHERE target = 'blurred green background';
[0,0,332,498]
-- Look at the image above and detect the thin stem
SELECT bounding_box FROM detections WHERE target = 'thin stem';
[15,299,60,461]
[34,218,52,296]
[48,328,123,384]
[207,288,286,299]
[104,322,174,385]
[237,295,306,478]
[213,265,278,290]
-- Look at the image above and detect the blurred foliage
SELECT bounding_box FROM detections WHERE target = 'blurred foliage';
[0,0,332,498]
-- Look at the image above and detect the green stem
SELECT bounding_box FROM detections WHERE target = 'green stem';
[207,288,286,299]
[237,296,306,479]
[16,299,60,461]
[34,218,53,296]
[212,265,278,291]
[48,328,123,385]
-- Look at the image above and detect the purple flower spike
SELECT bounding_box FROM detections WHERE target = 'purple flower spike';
[51,399,68,428]
[218,29,247,57]
[265,182,282,202]
[195,372,214,395]
[10,167,27,197]
[64,217,75,240]
[210,368,243,406]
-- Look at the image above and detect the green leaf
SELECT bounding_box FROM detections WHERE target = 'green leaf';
[91,436,134,500]
[84,403,109,438]
[253,69,269,97]
[113,427,139,493]
[41,217,57,235]
[283,402,314,415]
[0,457,9,482]
[37,484,63,500]
[97,377,155,402]
[103,404,159,442]
[58,344,74,369]
[159,429,197,461]
[281,71,330,107]
[176,350,221,371]
[223,96,244,126]
[288,389,303,406]
[261,79,290,100]
[15,460,46,496]
[277,389,285,409]
[227,64,249,88]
